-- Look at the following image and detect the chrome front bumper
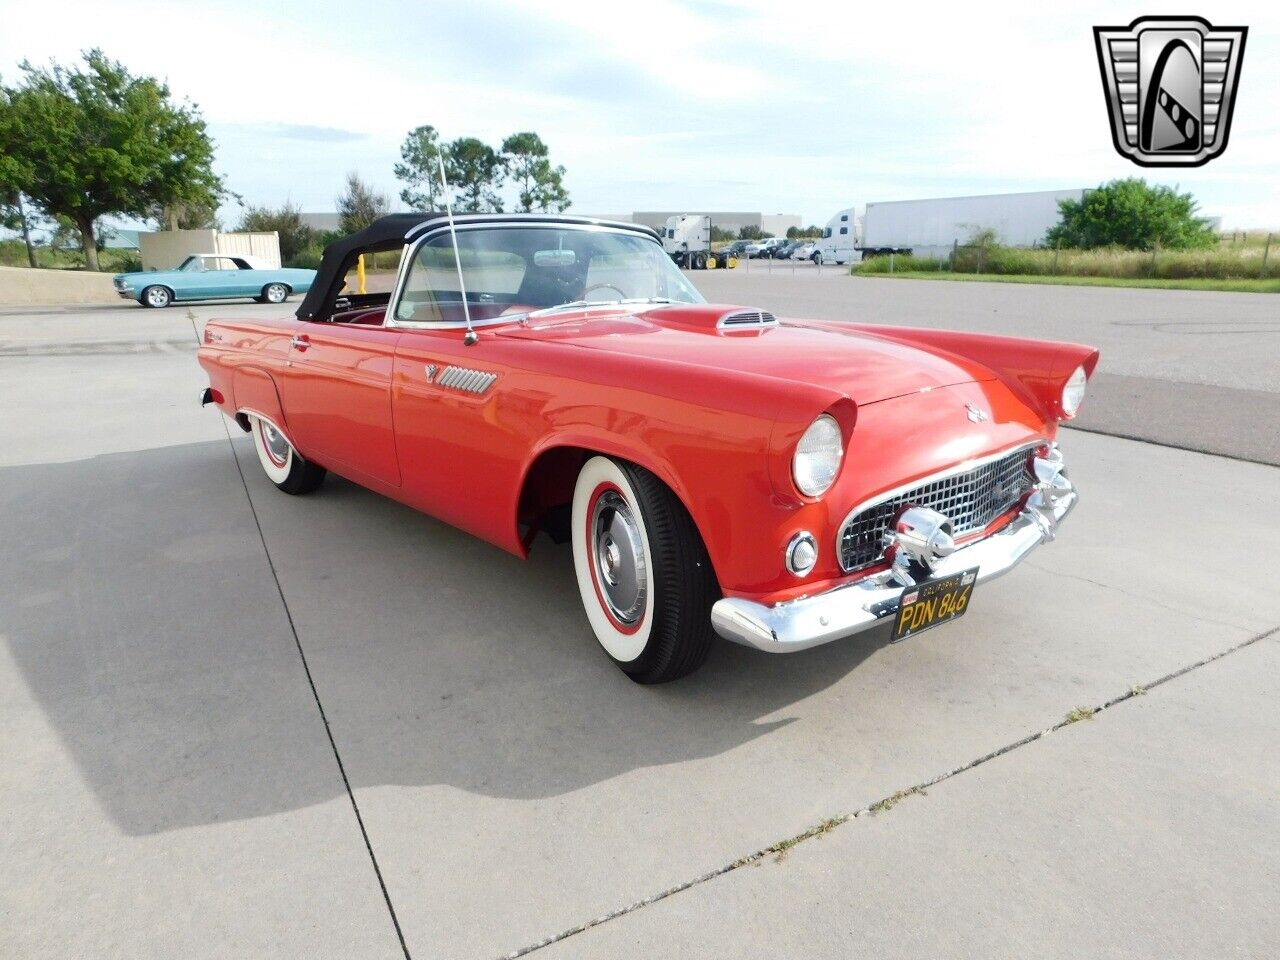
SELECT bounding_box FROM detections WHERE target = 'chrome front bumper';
[710,466,1076,653]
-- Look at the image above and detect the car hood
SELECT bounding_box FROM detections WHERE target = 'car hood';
[115,271,178,283]
[497,303,996,405]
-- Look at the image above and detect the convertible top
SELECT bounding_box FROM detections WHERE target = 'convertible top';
[296,213,659,321]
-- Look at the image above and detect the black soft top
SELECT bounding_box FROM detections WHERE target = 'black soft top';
[296,213,658,321]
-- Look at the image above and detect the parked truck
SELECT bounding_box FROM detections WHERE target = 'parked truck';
[661,215,737,269]
[861,189,1087,259]
[813,189,1088,263]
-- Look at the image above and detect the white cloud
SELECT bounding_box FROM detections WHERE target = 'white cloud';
[1,0,1276,226]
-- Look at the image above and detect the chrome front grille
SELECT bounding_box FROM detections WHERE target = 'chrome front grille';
[838,446,1036,573]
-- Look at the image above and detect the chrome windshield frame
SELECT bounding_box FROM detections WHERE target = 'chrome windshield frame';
[385,221,699,331]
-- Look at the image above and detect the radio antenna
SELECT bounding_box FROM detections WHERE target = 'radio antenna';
[436,152,477,345]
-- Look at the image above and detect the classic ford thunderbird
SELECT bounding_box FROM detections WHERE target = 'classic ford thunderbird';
[197,213,1097,683]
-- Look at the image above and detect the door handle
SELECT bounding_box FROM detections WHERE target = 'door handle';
[290,335,310,351]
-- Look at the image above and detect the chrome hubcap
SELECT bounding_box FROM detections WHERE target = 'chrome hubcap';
[268,285,285,302]
[590,491,647,625]
[148,288,167,305]
[262,422,289,462]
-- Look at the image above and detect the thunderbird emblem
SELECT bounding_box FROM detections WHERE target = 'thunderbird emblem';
[1094,16,1247,167]
[965,403,988,423]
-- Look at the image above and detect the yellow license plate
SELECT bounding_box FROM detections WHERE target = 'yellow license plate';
[891,567,978,642]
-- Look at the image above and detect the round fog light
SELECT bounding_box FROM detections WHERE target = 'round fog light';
[786,532,818,577]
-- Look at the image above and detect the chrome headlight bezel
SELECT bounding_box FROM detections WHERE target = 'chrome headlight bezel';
[792,414,844,497]
[1061,365,1087,419]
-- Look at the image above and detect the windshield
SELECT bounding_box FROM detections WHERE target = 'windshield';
[394,226,704,324]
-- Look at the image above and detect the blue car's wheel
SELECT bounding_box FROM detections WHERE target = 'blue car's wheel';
[141,285,172,308]
[258,283,289,305]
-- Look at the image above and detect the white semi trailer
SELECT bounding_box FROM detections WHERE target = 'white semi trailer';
[861,189,1087,259]
[661,215,736,269]
[812,189,1088,263]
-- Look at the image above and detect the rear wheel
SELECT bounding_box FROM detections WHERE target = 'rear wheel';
[259,282,289,304]
[571,456,719,683]
[249,415,326,494]
[141,285,172,308]
[812,252,823,266]
[693,252,707,270]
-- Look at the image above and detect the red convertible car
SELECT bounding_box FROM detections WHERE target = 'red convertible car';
[197,213,1097,683]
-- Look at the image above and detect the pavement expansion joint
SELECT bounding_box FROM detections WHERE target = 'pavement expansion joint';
[500,623,1279,960]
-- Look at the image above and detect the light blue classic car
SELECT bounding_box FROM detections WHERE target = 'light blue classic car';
[113,254,317,308]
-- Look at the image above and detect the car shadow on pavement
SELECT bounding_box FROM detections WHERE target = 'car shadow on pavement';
[0,437,885,836]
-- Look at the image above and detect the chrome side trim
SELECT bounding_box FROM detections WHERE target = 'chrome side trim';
[834,440,1042,571]
[712,446,1075,654]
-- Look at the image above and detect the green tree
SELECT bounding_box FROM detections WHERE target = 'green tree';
[709,225,735,243]
[336,172,389,235]
[500,132,570,212]
[446,137,505,213]
[238,200,315,266]
[738,224,768,240]
[0,49,224,270]
[1045,178,1216,251]
[394,124,444,210]
[0,190,38,267]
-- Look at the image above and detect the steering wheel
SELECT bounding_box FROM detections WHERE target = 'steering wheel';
[582,283,626,300]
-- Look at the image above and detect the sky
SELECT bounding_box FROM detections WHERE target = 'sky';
[1,0,1276,229]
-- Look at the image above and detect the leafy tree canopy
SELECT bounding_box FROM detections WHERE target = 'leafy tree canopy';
[0,49,224,269]
[238,200,315,266]
[1045,178,1217,251]
[445,137,505,213]
[394,124,444,211]
[501,132,570,212]
[336,172,389,235]
[394,125,571,214]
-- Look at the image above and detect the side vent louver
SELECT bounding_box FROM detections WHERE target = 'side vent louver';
[437,365,498,395]
[717,309,778,330]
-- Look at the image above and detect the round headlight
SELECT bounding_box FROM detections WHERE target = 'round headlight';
[1061,365,1087,418]
[793,414,843,497]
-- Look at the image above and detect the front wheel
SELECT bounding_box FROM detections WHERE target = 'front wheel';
[812,252,823,266]
[249,415,326,494]
[571,456,719,683]
[141,285,172,308]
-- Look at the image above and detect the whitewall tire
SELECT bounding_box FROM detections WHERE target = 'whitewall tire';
[571,455,719,683]
[248,415,326,494]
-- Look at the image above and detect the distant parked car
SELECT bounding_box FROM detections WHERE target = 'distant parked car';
[744,237,784,259]
[720,240,751,259]
[792,240,817,261]
[113,254,317,308]
[773,239,799,260]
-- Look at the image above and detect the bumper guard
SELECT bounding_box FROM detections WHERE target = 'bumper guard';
[710,450,1076,653]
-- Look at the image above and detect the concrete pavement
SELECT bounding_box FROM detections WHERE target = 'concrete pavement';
[2,299,1277,959]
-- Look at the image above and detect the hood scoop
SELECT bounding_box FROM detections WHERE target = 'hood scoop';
[644,303,779,335]
[718,308,778,330]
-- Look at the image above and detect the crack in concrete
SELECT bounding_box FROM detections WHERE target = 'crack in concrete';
[502,624,1279,959]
